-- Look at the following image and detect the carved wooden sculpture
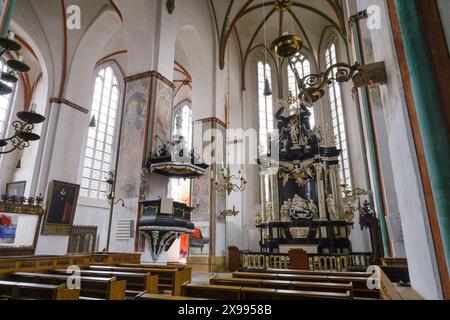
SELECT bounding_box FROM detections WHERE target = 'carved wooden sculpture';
[359,200,384,265]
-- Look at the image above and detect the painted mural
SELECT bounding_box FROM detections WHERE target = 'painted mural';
[215,121,227,223]
[151,79,173,156]
[116,78,149,199]
[190,121,212,256]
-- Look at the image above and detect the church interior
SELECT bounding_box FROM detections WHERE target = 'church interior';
[0,0,449,302]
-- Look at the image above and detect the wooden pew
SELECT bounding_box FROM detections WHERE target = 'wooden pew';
[88,265,183,295]
[118,263,192,284]
[181,283,352,300]
[233,272,379,299]
[51,269,158,298]
[276,289,352,300]
[240,287,276,300]
[135,292,209,301]
[182,284,241,300]
[0,280,79,300]
[267,268,371,278]
[210,277,353,296]
[9,272,126,300]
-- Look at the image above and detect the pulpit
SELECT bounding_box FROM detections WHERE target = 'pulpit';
[139,199,195,261]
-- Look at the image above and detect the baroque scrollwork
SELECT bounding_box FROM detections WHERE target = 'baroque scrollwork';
[278,163,316,188]
[289,57,360,104]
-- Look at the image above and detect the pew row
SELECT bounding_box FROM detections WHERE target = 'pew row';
[0,280,79,300]
[118,263,192,284]
[210,276,353,297]
[267,268,371,278]
[51,269,158,298]
[181,283,352,300]
[135,292,209,301]
[233,272,379,299]
[88,265,183,295]
[8,272,126,300]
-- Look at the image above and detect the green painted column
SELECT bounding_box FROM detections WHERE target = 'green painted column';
[395,0,450,274]
[1,0,16,37]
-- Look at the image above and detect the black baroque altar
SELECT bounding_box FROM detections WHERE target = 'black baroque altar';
[258,101,353,254]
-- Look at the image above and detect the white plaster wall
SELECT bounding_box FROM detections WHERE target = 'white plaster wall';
[437,0,450,52]
[353,0,443,299]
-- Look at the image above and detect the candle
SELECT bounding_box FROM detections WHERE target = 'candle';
[18,55,23,62]
[30,103,37,112]
[8,31,14,40]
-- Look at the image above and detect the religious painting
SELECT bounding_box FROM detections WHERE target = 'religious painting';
[151,79,173,157]
[116,78,149,200]
[6,181,26,197]
[0,214,18,244]
[42,181,80,235]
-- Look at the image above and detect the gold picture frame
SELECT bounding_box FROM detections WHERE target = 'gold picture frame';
[41,180,80,236]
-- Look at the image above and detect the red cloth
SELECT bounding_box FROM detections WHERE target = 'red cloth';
[180,234,189,258]
[191,228,203,240]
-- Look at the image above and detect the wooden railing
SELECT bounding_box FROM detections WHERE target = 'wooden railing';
[309,253,372,272]
[239,251,372,272]
[240,252,290,270]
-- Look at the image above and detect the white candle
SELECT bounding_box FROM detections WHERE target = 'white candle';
[18,55,23,62]
[8,31,14,40]
[30,103,37,112]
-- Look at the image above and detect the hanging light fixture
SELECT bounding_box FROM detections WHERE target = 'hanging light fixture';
[263,78,272,97]
[262,0,272,97]
[89,114,97,128]
[0,33,46,155]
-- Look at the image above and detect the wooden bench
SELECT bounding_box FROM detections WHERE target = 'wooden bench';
[276,289,352,300]
[181,283,352,300]
[267,268,371,278]
[210,277,353,296]
[233,272,379,299]
[135,292,209,301]
[118,263,192,284]
[89,265,183,295]
[9,272,126,300]
[182,284,241,300]
[0,280,79,300]
[52,269,158,298]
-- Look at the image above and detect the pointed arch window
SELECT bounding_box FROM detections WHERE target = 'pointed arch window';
[0,60,15,138]
[257,61,274,155]
[325,43,352,188]
[81,66,120,199]
[287,53,315,128]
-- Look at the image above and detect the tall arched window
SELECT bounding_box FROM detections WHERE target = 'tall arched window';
[257,61,273,155]
[287,53,315,128]
[168,103,192,204]
[0,60,15,138]
[325,43,352,188]
[81,66,120,199]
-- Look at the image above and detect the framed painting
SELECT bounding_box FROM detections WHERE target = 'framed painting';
[6,181,26,197]
[42,181,80,235]
[0,201,44,256]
